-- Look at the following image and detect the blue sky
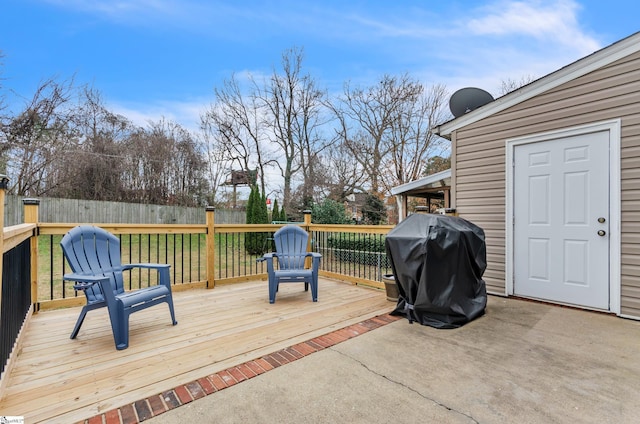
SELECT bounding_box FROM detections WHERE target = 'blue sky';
[1,0,638,130]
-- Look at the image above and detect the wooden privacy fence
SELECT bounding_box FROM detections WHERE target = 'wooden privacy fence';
[3,195,246,226]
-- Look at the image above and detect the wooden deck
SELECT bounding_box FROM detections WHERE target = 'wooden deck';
[0,278,392,423]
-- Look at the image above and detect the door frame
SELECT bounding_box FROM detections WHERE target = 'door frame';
[505,119,621,314]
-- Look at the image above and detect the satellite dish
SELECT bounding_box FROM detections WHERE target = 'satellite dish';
[449,87,494,118]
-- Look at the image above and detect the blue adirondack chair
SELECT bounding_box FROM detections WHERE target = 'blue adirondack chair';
[260,225,321,303]
[60,225,177,350]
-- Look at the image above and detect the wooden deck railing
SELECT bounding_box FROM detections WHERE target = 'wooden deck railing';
[35,222,208,308]
[0,181,394,387]
[0,179,36,389]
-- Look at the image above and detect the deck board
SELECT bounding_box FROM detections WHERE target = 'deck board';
[0,278,392,423]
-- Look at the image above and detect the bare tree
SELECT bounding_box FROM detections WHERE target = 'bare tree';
[330,74,423,195]
[0,51,8,172]
[198,123,231,206]
[54,86,133,200]
[1,77,77,196]
[124,119,207,206]
[0,51,6,115]
[0,71,206,206]
[0,46,456,209]
[201,74,270,194]
[289,61,332,208]
[322,141,367,201]
[162,119,208,206]
[256,46,333,214]
[202,48,341,213]
[499,75,537,96]
[382,82,450,192]
[330,75,450,198]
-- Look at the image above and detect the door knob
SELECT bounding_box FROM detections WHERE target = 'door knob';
[598,217,606,223]
[598,230,606,236]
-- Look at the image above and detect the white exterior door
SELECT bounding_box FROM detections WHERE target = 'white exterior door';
[513,130,610,310]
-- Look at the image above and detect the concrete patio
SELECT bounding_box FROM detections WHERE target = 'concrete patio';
[146,296,640,424]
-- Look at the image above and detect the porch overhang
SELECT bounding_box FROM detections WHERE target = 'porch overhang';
[391,169,451,220]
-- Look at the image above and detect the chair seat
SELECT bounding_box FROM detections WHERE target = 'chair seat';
[274,269,313,278]
[117,285,170,308]
[274,269,313,283]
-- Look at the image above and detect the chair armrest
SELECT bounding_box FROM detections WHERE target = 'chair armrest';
[122,263,171,271]
[257,253,276,263]
[63,273,110,291]
[308,252,321,272]
[122,263,172,289]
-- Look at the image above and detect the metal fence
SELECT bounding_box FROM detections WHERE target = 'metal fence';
[312,229,392,283]
[1,239,32,377]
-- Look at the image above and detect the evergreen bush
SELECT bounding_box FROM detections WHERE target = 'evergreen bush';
[244,185,269,255]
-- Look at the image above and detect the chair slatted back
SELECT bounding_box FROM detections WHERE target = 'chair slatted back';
[273,225,309,270]
[60,225,125,303]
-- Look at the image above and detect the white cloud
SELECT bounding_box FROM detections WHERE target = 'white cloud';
[42,0,178,19]
[291,0,605,98]
[38,0,284,39]
[44,1,608,126]
[39,0,230,32]
[411,0,605,96]
[465,0,600,54]
[111,98,208,132]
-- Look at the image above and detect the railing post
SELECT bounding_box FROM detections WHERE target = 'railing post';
[206,206,216,289]
[0,175,7,318]
[303,210,312,227]
[24,198,40,312]
[303,210,312,267]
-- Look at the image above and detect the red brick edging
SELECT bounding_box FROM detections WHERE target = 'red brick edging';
[81,313,400,424]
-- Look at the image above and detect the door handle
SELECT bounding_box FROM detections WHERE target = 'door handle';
[597,230,606,237]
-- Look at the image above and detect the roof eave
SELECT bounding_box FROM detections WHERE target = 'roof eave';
[391,169,452,196]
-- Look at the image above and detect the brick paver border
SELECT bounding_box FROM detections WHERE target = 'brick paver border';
[80,313,400,424]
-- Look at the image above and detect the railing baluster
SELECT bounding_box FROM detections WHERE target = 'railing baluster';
[197,233,201,281]
[217,232,222,279]
[181,233,185,285]
[50,235,54,300]
[147,233,151,287]
[172,233,177,285]
[188,233,192,283]
[232,234,238,277]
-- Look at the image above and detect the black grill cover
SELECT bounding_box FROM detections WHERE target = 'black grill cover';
[386,213,487,328]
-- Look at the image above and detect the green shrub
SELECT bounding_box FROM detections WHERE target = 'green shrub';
[328,234,385,251]
[312,199,352,224]
[327,233,391,267]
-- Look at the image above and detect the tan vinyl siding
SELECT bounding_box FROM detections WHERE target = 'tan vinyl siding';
[620,97,640,318]
[453,50,640,316]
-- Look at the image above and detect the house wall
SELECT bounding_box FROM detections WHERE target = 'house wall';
[452,50,640,318]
